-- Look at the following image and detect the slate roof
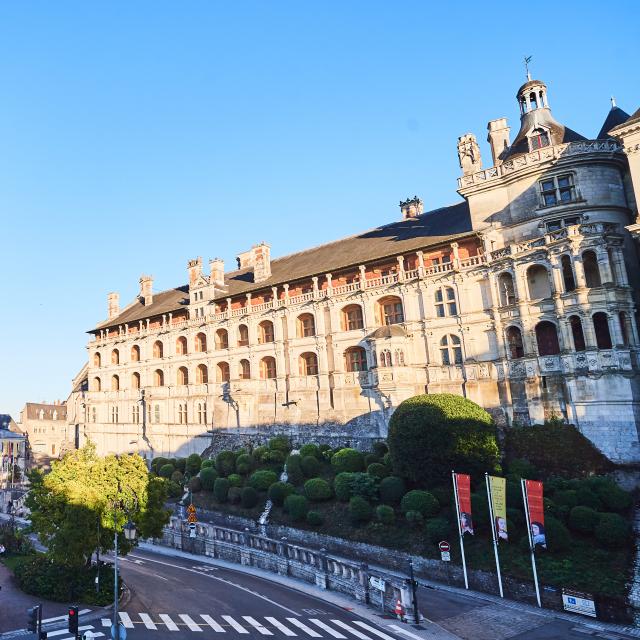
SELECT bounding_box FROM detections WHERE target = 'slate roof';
[24,403,67,421]
[609,106,640,135]
[597,106,631,139]
[94,201,474,332]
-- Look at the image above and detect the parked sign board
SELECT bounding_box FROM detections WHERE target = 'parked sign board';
[369,576,385,591]
[562,589,596,617]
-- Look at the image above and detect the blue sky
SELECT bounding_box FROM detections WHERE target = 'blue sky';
[1,2,638,419]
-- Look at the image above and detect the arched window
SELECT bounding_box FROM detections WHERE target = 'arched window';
[239,359,251,379]
[378,296,404,325]
[593,312,612,349]
[561,255,576,292]
[535,321,560,356]
[153,341,163,358]
[238,324,249,347]
[394,349,405,366]
[195,332,207,353]
[299,352,319,376]
[196,364,208,384]
[342,305,364,331]
[345,347,367,372]
[216,362,230,383]
[529,128,549,150]
[93,352,101,367]
[111,349,120,365]
[440,335,462,365]
[297,314,316,338]
[93,377,102,392]
[529,92,538,110]
[435,287,457,317]
[111,375,120,391]
[177,366,189,386]
[619,312,629,347]
[260,356,277,379]
[569,315,586,352]
[258,320,275,344]
[498,273,516,306]
[583,251,601,288]
[154,369,164,387]
[527,265,552,300]
[131,372,141,389]
[506,326,524,359]
[215,329,229,350]
[131,345,140,362]
[176,336,188,355]
[380,349,392,367]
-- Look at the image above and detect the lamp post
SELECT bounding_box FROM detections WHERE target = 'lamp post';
[112,515,137,640]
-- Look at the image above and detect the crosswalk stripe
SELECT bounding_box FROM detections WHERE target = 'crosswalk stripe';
[265,617,297,636]
[180,614,203,632]
[352,622,397,640]
[385,625,422,640]
[286,619,322,638]
[119,613,134,629]
[139,613,158,630]
[43,609,92,624]
[330,620,373,640]
[243,617,272,635]
[47,626,93,638]
[201,615,226,632]
[222,616,249,634]
[309,620,346,638]
[101,619,111,628]
[159,614,179,631]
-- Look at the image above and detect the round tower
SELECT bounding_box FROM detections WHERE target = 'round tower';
[517,79,549,115]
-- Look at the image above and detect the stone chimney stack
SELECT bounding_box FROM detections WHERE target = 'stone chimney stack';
[107,292,120,320]
[139,275,153,306]
[236,242,272,283]
[399,196,424,220]
[487,118,511,166]
[209,258,225,287]
[188,257,203,285]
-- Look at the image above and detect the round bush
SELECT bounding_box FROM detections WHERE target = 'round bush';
[285,454,304,485]
[301,455,321,478]
[426,517,451,543]
[214,478,230,503]
[430,486,452,508]
[306,511,324,526]
[285,494,309,521]
[201,459,215,469]
[400,490,440,517]
[364,454,379,467]
[228,474,243,488]
[379,476,405,505]
[334,472,354,502]
[405,510,424,527]
[250,470,279,492]
[382,452,392,468]
[388,394,498,486]
[186,453,202,475]
[350,473,378,501]
[569,506,599,534]
[189,477,202,493]
[304,478,332,502]
[241,486,259,508]
[554,490,578,509]
[546,516,571,552]
[575,487,601,510]
[200,467,218,492]
[595,482,632,512]
[236,454,253,475]
[215,451,236,477]
[376,505,395,525]
[170,470,184,484]
[367,463,389,479]
[331,448,365,473]
[268,436,291,453]
[152,457,169,473]
[268,481,295,506]
[373,441,389,458]
[595,513,630,548]
[253,445,269,462]
[228,486,242,504]
[263,449,286,466]
[349,496,372,523]
[158,464,175,479]
[299,444,321,459]
[174,458,186,473]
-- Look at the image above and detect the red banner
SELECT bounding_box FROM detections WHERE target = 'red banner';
[525,480,546,549]
[455,473,474,535]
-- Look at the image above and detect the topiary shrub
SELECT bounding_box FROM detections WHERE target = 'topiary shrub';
[228,486,242,504]
[593,480,632,513]
[174,458,186,473]
[400,490,440,517]
[201,459,215,469]
[349,496,372,523]
[304,478,332,502]
[546,516,571,552]
[373,441,389,458]
[331,448,365,473]
[431,486,452,508]
[253,446,269,463]
[426,517,451,543]
[569,506,599,534]
[364,454,379,467]
[299,444,321,459]
[285,454,304,485]
[301,455,321,478]
[506,458,539,479]
[250,470,279,491]
[262,449,286,467]
[189,477,202,493]
[554,490,578,509]
[186,453,202,476]
[170,470,184,484]
[214,478,230,503]
[405,510,423,527]
[575,487,601,510]
[268,481,295,506]
[152,457,169,473]
[367,463,389,479]
[215,451,237,477]
[595,513,630,548]
[350,472,378,501]
[228,474,243,488]
[268,436,291,453]
[241,486,259,508]
[306,511,324,526]
[285,494,309,521]
[379,476,405,505]
[388,393,498,486]
[158,463,175,479]
[334,472,354,502]
[376,504,395,525]
[382,452,392,468]
[165,480,182,498]
[236,454,253,476]
[200,467,218,492]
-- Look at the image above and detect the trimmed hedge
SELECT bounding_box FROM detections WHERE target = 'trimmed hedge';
[236,454,253,475]
[379,476,405,505]
[201,459,215,469]
[186,453,202,475]
[349,496,372,523]
[228,486,242,504]
[367,463,389,479]
[241,486,259,508]
[285,454,304,485]
[249,470,279,491]
[350,473,378,501]
[304,478,332,502]
[299,444,321,459]
[569,506,599,534]
[215,451,236,477]
[595,513,630,548]
[268,436,291,453]
[376,505,395,525]
[228,474,243,488]
[334,472,354,502]
[331,448,365,473]
[268,481,295,506]
[200,468,218,492]
[405,510,423,527]
[170,470,183,484]
[306,511,324,526]
[285,494,309,521]
[426,517,451,543]
[214,478,230,503]
[301,455,321,478]
[188,477,202,493]
[158,464,175,479]
[400,490,440,517]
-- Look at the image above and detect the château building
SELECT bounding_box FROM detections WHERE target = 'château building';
[79,76,640,463]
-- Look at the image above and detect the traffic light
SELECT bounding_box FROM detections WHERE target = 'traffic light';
[68,607,79,635]
[27,605,40,633]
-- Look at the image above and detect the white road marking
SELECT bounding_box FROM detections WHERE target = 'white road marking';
[43,610,92,624]
[265,617,297,636]
[154,573,169,581]
[180,614,202,632]
[330,620,373,640]
[118,612,134,628]
[139,613,158,630]
[352,622,397,640]
[243,617,273,635]
[159,614,179,631]
[286,619,322,637]
[201,615,226,632]
[47,627,93,638]
[101,619,111,628]
[309,619,347,638]
[386,625,423,640]
[222,616,249,634]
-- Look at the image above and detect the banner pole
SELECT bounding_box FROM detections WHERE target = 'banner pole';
[521,479,542,607]
[452,471,469,589]
[485,474,504,598]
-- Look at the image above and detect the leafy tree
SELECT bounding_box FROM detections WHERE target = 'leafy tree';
[268,436,291,453]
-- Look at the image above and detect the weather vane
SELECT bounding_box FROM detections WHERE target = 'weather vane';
[524,55,532,81]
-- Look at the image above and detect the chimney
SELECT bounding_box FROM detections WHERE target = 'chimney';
[107,292,120,320]
[188,257,203,285]
[209,258,225,287]
[236,242,272,283]
[399,196,424,220]
[139,275,153,306]
[487,118,511,166]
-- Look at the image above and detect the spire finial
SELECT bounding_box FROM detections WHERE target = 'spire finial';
[524,55,532,81]
[611,96,617,109]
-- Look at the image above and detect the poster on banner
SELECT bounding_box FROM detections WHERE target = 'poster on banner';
[562,589,596,617]
[489,476,508,542]
[525,480,546,549]
[455,473,474,535]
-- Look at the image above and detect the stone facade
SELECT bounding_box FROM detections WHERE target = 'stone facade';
[19,402,72,467]
[79,77,640,463]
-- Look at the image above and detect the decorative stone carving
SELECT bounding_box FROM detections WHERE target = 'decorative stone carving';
[457,133,482,175]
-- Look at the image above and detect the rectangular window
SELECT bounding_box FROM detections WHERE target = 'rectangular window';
[540,175,575,207]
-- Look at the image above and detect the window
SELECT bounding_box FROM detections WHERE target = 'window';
[540,174,575,206]
[154,369,164,386]
[529,127,550,150]
[177,403,187,424]
[380,349,392,367]
[440,334,462,365]
[111,349,120,365]
[593,312,612,349]
[131,345,140,362]
[582,251,601,288]
[561,255,576,292]
[345,347,367,372]
[435,287,457,317]
[535,321,560,356]
[195,332,207,352]
[215,329,229,350]
[154,404,160,424]
[498,273,516,306]
[216,361,230,383]
[93,377,102,392]
[619,312,629,347]
[378,296,404,325]
[153,341,163,358]
[506,326,524,359]
[132,404,140,424]
[258,321,275,344]
[91,406,97,423]
[239,359,251,379]
[300,352,319,376]
[176,336,188,355]
[342,305,364,331]
[197,402,207,425]
[569,315,586,352]
[260,356,277,379]
[93,352,101,367]
[110,406,119,423]
[131,372,140,389]
[111,375,120,391]
[527,265,552,299]
[238,324,249,347]
[196,364,208,384]
[297,314,316,337]
[394,349,405,366]
[52,444,56,455]
[545,216,581,232]
[177,366,189,385]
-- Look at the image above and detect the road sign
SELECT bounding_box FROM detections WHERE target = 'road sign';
[562,589,596,617]
[187,513,197,523]
[111,623,127,640]
[187,504,196,514]
[439,541,450,552]
[369,576,385,591]
[440,551,451,562]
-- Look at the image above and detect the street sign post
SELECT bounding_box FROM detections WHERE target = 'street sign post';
[439,541,451,562]
[369,576,385,591]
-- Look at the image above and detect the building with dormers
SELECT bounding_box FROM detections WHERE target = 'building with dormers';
[80,76,640,463]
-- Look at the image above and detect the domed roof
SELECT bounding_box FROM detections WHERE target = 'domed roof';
[516,79,547,97]
[369,325,406,339]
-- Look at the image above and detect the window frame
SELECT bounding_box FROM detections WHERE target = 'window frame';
[539,174,576,207]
